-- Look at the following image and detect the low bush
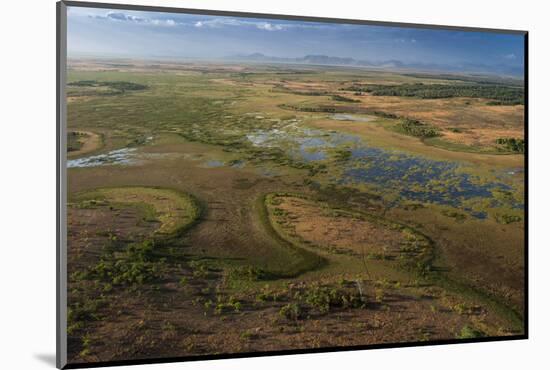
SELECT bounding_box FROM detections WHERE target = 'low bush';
[457,325,485,339]
[279,303,304,321]
[397,119,441,138]
[88,239,167,285]
[495,137,525,153]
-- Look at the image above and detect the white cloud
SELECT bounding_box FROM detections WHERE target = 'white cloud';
[192,17,287,31]
[106,11,146,23]
[394,38,417,44]
[89,11,178,27]
[85,11,332,31]
[504,53,516,59]
[256,22,284,31]
[150,18,177,27]
[192,18,241,28]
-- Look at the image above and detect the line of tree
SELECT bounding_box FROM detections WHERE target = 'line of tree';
[346,83,524,105]
[67,80,148,96]
[278,104,399,119]
[401,73,524,87]
[278,104,337,113]
[270,86,330,96]
[331,95,360,103]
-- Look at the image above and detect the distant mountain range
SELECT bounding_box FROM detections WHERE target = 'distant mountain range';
[228,53,523,77]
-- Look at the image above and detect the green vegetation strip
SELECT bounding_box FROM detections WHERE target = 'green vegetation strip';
[429,273,524,333]
[257,193,327,278]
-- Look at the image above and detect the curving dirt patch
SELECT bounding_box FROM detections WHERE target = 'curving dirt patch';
[71,186,201,236]
[265,193,431,263]
[68,131,103,158]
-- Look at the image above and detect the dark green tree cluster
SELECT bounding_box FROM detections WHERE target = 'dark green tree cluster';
[67,80,147,96]
[347,83,524,105]
[67,131,85,152]
[496,137,525,153]
[397,118,441,138]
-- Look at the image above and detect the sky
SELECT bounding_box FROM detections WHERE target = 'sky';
[67,6,525,75]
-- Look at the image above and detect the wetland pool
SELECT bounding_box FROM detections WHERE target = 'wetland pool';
[244,123,523,216]
[68,121,523,217]
[67,148,138,168]
[330,114,375,122]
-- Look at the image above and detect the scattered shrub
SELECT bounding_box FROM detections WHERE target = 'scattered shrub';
[495,137,525,153]
[397,119,440,138]
[495,213,522,224]
[229,265,268,281]
[88,239,167,285]
[279,303,304,321]
[457,325,485,339]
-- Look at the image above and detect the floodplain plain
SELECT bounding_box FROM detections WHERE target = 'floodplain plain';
[66,59,525,363]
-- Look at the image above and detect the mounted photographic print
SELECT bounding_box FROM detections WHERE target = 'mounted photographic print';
[56,1,527,368]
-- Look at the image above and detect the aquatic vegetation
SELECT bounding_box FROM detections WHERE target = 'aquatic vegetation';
[339,145,519,217]
[67,95,522,219]
[238,120,520,218]
[203,160,225,168]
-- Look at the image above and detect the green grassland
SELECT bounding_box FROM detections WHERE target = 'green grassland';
[66,60,525,363]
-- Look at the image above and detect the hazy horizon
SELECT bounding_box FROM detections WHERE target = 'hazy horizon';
[67,6,525,76]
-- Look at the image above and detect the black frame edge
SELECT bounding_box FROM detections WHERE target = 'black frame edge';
[63,334,528,369]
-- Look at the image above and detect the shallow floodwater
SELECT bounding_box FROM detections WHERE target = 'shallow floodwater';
[247,127,358,163]
[331,114,374,122]
[69,122,523,217]
[203,160,225,168]
[68,148,138,168]
[245,123,522,217]
[230,160,246,168]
